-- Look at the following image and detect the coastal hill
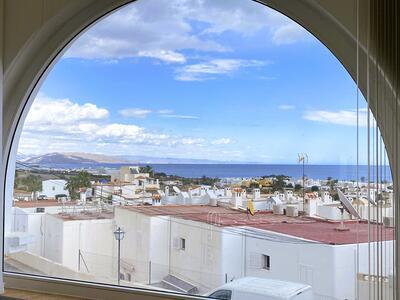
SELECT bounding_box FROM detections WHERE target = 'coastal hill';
[18,152,241,165]
[21,152,103,164]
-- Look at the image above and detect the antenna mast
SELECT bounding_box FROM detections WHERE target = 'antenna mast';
[298,153,308,212]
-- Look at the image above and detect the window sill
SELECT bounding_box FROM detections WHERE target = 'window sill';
[3,273,204,300]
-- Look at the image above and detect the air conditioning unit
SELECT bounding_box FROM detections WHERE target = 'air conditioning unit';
[383,216,394,228]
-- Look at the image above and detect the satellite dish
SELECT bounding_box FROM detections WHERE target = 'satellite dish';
[173,186,181,194]
[337,189,361,219]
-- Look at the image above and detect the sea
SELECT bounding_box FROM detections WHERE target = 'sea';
[29,163,393,181]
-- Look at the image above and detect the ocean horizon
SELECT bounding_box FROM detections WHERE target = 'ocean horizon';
[26,163,393,181]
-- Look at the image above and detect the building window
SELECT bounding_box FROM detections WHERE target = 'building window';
[52,186,55,191]
[262,254,270,270]
[180,238,186,251]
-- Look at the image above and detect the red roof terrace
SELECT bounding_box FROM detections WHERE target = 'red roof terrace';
[121,205,394,245]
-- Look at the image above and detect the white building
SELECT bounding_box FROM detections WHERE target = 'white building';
[111,205,394,299]
[10,201,117,283]
[110,166,160,191]
[9,199,395,298]
[40,179,69,199]
[12,204,63,256]
[42,212,115,279]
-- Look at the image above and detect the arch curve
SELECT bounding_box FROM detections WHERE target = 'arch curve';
[2,0,399,296]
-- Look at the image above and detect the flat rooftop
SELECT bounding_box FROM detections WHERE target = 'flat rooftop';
[53,211,114,221]
[13,200,71,208]
[120,205,394,245]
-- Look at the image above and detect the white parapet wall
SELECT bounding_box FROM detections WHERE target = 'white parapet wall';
[7,251,99,282]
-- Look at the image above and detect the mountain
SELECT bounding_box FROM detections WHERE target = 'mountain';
[19,152,260,166]
[64,152,129,163]
[22,153,100,165]
[122,155,231,164]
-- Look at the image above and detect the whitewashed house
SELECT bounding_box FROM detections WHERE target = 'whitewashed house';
[40,179,69,199]
[111,205,393,299]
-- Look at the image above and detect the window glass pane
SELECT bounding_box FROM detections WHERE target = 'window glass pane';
[4,1,394,300]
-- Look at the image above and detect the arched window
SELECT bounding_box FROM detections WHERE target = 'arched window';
[4,1,394,300]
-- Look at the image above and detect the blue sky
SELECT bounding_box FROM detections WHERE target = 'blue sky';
[19,0,374,164]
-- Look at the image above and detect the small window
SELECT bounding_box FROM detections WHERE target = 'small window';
[52,186,55,191]
[262,254,270,270]
[180,238,186,250]
[209,289,232,300]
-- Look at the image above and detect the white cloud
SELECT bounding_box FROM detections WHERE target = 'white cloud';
[303,108,368,127]
[278,104,295,110]
[25,95,109,127]
[64,0,225,61]
[181,138,205,145]
[175,59,267,81]
[158,109,174,114]
[64,0,309,62]
[20,95,238,157]
[162,114,199,120]
[211,138,231,145]
[272,23,308,45]
[119,108,152,118]
[138,50,186,63]
[157,109,199,119]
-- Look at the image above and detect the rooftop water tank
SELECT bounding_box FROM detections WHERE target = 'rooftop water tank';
[286,205,299,217]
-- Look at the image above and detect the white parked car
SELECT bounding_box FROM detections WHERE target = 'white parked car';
[205,277,313,300]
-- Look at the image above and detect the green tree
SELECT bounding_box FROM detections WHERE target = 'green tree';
[294,184,302,191]
[326,177,338,190]
[66,171,92,200]
[311,185,319,192]
[20,175,42,193]
[249,181,260,189]
[271,175,289,192]
[199,175,218,186]
[14,170,20,189]
[139,165,154,176]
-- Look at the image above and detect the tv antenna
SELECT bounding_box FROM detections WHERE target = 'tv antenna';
[298,153,308,211]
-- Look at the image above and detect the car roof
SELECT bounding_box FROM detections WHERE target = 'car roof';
[217,277,311,297]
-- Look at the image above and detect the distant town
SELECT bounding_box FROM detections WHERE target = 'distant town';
[7,157,395,299]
